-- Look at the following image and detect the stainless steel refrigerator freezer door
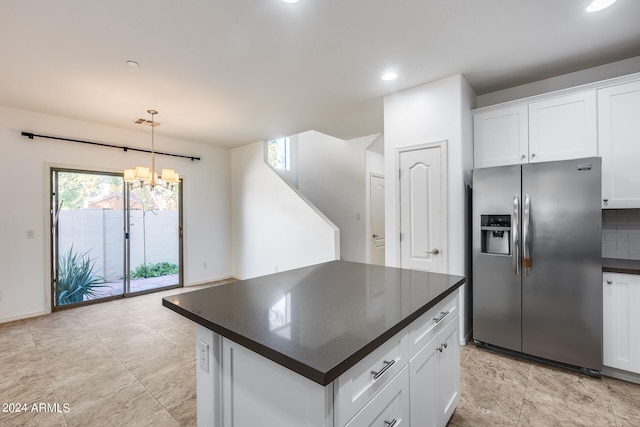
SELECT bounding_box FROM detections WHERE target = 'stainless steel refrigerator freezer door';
[521,157,602,371]
[472,165,522,352]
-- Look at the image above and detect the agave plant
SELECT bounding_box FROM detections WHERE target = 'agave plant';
[57,246,106,305]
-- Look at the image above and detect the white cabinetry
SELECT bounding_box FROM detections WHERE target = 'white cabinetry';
[528,91,597,163]
[196,289,461,427]
[338,290,460,427]
[473,105,528,168]
[335,332,408,426]
[473,90,597,168]
[409,314,460,427]
[345,367,410,427]
[598,80,640,208]
[603,273,640,377]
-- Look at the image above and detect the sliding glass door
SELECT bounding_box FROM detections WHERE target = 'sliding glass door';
[51,168,182,309]
[127,185,181,294]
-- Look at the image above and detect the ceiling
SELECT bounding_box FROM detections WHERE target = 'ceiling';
[1,0,640,148]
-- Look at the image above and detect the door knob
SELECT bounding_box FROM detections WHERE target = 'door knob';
[426,249,440,255]
[373,234,379,238]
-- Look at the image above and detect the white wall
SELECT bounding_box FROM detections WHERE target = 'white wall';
[231,141,339,279]
[0,106,231,323]
[297,131,378,263]
[383,74,476,342]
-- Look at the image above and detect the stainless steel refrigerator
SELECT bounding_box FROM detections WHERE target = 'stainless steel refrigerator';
[472,157,602,374]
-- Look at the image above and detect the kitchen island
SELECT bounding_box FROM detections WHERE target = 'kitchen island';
[163,260,465,427]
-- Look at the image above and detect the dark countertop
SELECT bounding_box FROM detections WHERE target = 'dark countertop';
[163,260,465,386]
[603,258,640,275]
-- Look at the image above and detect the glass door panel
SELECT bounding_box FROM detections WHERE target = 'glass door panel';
[127,184,181,294]
[52,170,125,307]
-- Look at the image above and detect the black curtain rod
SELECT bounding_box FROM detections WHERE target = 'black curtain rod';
[21,131,201,161]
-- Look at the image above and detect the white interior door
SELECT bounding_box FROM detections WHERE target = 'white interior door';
[370,173,385,266]
[399,145,446,273]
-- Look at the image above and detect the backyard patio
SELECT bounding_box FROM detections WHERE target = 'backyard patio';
[91,274,180,298]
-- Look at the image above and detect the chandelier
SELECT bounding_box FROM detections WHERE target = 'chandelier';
[124,110,179,190]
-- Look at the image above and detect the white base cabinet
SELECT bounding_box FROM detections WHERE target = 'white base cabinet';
[603,273,640,376]
[345,367,410,427]
[195,290,460,427]
[409,314,460,427]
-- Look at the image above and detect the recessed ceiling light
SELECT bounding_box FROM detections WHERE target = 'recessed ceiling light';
[586,0,616,12]
[126,60,139,68]
[381,72,398,81]
[282,0,299,3]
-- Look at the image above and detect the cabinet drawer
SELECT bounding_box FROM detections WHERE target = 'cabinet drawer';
[408,290,458,359]
[345,366,410,427]
[335,332,408,427]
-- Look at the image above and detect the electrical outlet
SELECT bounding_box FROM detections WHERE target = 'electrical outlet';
[197,340,209,373]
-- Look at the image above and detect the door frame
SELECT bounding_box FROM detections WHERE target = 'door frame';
[394,140,448,272]
[367,172,385,265]
[49,166,184,311]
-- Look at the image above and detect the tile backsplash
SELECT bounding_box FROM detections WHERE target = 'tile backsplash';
[602,209,640,260]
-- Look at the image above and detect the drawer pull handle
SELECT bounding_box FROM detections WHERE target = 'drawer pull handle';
[384,419,397,427]
[371,359,395,380]
[433,311,450,323]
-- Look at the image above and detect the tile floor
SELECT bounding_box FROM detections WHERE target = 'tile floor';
[1,285,640,426]
[0,283,219,427]
[450,345,640,426]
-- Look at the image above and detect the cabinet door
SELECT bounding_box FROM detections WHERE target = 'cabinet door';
[221,338,330,427]
[603,273,640,374]
[410,314,460,427]
[598,80,640,208]
[436,316,460,427]
[473,105,528,168]
[409,329,438,427]
[528,91,597,163]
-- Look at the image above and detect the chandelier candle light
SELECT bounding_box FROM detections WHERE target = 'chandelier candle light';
[124,110,180,190]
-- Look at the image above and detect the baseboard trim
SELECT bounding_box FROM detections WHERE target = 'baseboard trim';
[185,276,236,287]
[0,310,48,325]
[602,366,640,385]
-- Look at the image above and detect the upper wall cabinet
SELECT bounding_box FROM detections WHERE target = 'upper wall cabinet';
[473,105,529,168]
[599,80,640,208]
[528,91,597,163]
[473,105,528,168]
[473,90,597,169]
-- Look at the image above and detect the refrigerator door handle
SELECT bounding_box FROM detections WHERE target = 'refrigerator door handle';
[512,195,520,276]
[523,193,532,276]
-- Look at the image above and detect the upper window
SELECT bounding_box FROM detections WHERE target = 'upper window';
[266,137,290,170]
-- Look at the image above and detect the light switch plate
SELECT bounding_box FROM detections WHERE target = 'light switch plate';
[198,340,209,373]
